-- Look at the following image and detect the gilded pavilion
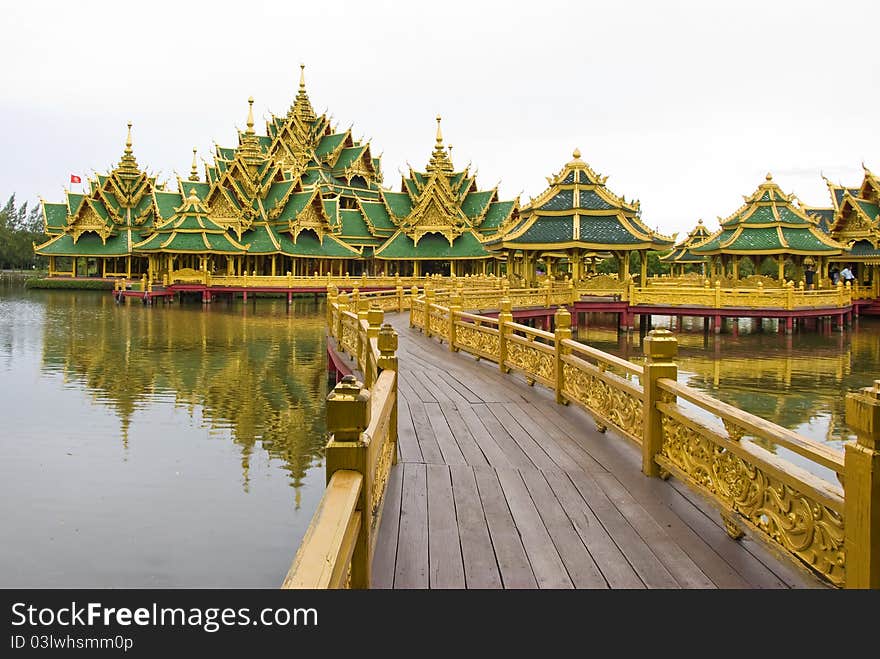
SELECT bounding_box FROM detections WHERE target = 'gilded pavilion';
[486,149,675,284]
[658,219,710,275]
[691,174,847,284]
[806,165,880,284]
[35,68,518,279]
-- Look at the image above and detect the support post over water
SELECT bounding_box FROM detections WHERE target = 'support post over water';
[642,329,678,478]
[324,376,372,589]
[844,379,880,589]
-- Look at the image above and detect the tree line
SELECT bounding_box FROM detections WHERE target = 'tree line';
[0,195,46,269]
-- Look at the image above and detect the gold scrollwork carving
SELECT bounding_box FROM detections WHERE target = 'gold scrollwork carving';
[561,363,643,440]
[455,325,500,359]
[658,413,845,585]
[506,342,554,382]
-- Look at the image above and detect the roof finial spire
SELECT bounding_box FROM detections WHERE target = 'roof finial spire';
[765,172,773,181]
[572,147,581,160]
[299,63,306,90]
[116,121,140,177]
[125,121,133,154]
[188,147,200,182]
[435,115,443,145]
[246,97,255,134]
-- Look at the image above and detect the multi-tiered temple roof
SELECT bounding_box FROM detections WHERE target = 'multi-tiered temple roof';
[693,174,846,257]
[487,149,674,252]
[659,219,712,265]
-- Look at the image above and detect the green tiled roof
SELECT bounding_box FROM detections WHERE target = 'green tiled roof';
[560,171,576,184]
[134,193,246,254]
[332,146,366,171]
[403,178,420,197]
[67,193,85,216]
[461,190,494,219]
[277,191,312,221]
[322,198,338,225]
[780,227,843,252]
[580,216,654,245]
[776,206,811,225]
[360,201,395,231]
[847,240,880,257]
[263,180,294,213]
[339,209,373,238]
[277,230,361,258]
[384,192,413,218]
[805,208,834,233]
[579,190,614,210]
[481,201,515,231]
[43,202,68,233]
[539,190,573,211]
[257,135,272,150]
[36,231,131,256]
[511,216,575,244]
[240,223,281,253]
[183,181,211,201]
[154,191,183,221]
[218,147,235,160]
[854,199,880,219]
[315,133,347,159]
[659,246,706,263]
[375,230,489,259]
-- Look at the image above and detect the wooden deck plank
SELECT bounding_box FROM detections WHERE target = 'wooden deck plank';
[591,471,716,589]
[404,394,446,465]
[423,402,468,466]
[371,464,404,589]
[469,403,534,470]
[487,403,562,472]
[542,466,645,589]
[398,370,438,404]
[393,463,429,589]
[473,466,537,589]
[449,465,503,588]
[511,401,606,473]
[495,468,573,589]
[456,404,514,469]
[438,402,490,467]
[565,468,679,589]
[519,468,607,588]
[426,465,466,588]
[396,393,423,463]
[500,402,583,472]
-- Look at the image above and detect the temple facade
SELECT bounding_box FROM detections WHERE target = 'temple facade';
[36,68,518,280]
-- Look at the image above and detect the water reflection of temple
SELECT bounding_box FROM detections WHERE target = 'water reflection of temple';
[575,315,880,446]
[40,293,329,495]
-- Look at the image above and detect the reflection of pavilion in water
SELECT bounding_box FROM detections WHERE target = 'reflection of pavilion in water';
[576,314,880,445]
[40,293,328,496]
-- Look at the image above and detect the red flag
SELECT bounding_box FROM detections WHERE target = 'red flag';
[70,174,81,184]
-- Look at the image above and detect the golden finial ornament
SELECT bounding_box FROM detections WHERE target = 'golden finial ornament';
[765,172,773,181]
[299,63,306,90]
[188,147,199,182]
[246,97,255,134]
[125,121,133,153]
[572,148,581,160]
[188,187,200,202]
[435,115,443,145]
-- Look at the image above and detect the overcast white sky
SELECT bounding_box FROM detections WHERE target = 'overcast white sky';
[2,0,877,239]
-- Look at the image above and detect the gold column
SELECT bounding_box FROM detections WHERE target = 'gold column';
[778,255,785,282]
[640,249,648,285]
[732,256,739,280]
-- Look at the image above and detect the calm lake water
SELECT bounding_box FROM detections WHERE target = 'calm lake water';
[1,281,877,586]
[0,281,329,587]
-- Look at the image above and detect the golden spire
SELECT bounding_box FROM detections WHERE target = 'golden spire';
[289,63,317,122]
[572,148,581,160]
[427,115,453,174]
[116,121,140,178]
[188,147,200,182]
[238,97,263,165]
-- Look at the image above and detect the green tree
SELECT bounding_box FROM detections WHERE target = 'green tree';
[0,194,46,269]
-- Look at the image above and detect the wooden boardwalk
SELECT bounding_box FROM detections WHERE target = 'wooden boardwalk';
[370,313,827,589]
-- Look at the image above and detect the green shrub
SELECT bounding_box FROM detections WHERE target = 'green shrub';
[25,278,115,290]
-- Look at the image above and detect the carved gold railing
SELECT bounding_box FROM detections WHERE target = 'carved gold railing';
[160,271,505,290]
[629,281,852,309]
[411,290,880,588]
[284,296,399,589]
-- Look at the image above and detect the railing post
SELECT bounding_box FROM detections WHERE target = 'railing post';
[397,285,404,312]
[326,284,337,328]
[544,279,552,307]
[424,287,435,338]
[325,375,372,589]
[409,285,419,327]
[336,292,349,343]
[366,304,383,340]
[377,324,399,466]
[351,287,360,311]
[642,329,678,478]
[568,278,576,305]
[498,296,512,374]
[449,290,462,352]
[844,380,880,589]
[714,280,721,308]
[786,280,794,310]
[554,306,571,405]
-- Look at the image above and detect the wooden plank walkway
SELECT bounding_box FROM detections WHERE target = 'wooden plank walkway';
[370,313,827,589]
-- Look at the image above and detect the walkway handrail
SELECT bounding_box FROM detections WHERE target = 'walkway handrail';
[284,293,399,589]
[409,290,879,588]
[628,280,852,309]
